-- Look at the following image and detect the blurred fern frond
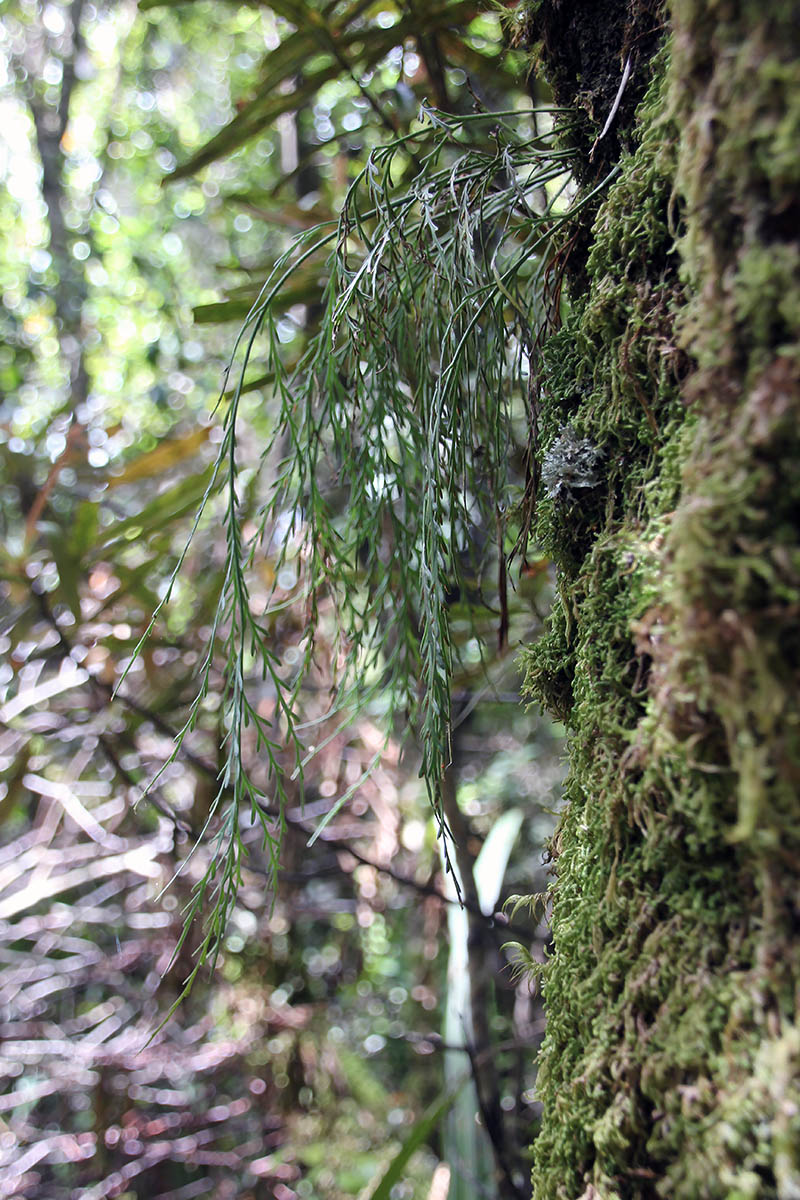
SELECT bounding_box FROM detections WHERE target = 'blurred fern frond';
[140,0,529,180]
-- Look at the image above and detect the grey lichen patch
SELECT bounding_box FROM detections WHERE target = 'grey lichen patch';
[541,425,604,501]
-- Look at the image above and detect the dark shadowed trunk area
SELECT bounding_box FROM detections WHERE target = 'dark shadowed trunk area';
[523,1,800,1194]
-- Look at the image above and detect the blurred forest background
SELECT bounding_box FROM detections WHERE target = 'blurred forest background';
[0,1,566,1197]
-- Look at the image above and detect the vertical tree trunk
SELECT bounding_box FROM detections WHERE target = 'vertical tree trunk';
[523,1,800,1194]
[15,0,91,413]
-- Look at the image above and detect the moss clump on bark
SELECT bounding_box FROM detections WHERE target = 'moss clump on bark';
[523,3,800,1196]
[525,46,685,711]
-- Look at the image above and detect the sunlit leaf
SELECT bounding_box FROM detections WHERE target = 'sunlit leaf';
[96,465,215,553]
[365,1074,468,1200]
[106,427,211,487]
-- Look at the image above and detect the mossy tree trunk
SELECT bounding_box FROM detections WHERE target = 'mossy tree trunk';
[522,2,800,1195]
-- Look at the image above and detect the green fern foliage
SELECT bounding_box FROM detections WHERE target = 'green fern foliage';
[153,102,599,987]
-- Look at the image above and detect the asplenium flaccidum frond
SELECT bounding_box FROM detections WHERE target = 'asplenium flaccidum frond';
[133,103,615,1000]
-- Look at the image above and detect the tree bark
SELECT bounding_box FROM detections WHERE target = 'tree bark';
[523,1,800,1195]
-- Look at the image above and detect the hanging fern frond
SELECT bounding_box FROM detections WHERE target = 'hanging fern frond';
[139,102,613,984]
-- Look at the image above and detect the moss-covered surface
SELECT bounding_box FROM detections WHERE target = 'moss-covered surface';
[523,3,800,1196]
[524,0,666,180]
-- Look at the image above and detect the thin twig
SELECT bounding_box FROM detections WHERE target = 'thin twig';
[590,54,632,159]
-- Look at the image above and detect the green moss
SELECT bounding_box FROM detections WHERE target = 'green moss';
[523,4,800,1196]
[524,594,575,722]
[525,46,683,710]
